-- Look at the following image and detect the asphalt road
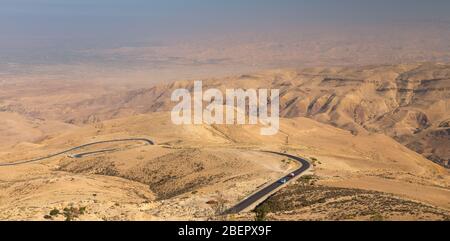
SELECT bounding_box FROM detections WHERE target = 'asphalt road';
[225,151,311,214]
[0,138,154,167]
[1,139,309,215]
[69,148,118,158]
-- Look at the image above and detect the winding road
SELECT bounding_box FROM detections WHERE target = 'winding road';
[225,151,311,214]
[0,138,310,214]
[0,138,154,167]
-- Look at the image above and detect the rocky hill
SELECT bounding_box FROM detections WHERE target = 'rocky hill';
[41,63,448,167]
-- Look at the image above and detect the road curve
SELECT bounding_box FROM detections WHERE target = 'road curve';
[0,138,154,167]
[1,141,309,215]
[225,151,311,214]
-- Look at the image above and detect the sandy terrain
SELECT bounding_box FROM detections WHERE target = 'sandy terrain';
[0,111,448,220]
[0,113,299,220]
[0,63,449,220]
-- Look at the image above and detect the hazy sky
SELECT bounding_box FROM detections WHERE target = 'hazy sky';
[1,0,450,66]
[2,0,450,40]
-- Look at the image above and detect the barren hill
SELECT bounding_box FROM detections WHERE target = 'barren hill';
[23,63,447,167]
[1,63,449,220]
[0,112,448,220]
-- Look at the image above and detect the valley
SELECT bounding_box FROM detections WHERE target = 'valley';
[0,62,449,220]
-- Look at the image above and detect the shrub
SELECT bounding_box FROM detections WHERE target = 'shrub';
[62,206,87,221]
[254,205,270,221]
[369,213,384,221]
[79,206,87,215]
[49,208,60,216]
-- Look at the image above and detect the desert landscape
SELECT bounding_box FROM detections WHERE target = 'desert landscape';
[0,1,449,221]
[0,62,449,221]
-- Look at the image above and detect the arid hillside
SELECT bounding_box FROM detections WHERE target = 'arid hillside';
[0,63,449,220]
[0,112,448,220]
[249,182,450,221]
[9,63,445,167]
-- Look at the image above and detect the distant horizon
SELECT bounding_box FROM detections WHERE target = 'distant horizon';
[2,1,450,44]
[1,0,450,71]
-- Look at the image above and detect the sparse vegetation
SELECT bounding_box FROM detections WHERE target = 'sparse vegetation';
[207,194,229,221]
[254,205,269,221]
[44,206,87,221]
[370,213,384,221]
[210,195,228,216]
[310,157,319,166]
[253,183,450,221]
[298,175,316,186]
[49,208,60,216]
[281,159,292,164]
[61,206,87,221]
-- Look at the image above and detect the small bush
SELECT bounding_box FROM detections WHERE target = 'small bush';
[301,175,313,180]
[369,213,384,221]
[62,206,87,221]
[254,205,270,221]
[49,208,60,216]
[79,206,87,215]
